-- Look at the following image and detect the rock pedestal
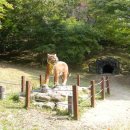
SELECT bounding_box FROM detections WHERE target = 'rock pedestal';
[20,85,89,112]
[31,85,72,110]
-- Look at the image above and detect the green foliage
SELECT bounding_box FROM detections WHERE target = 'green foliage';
[54,18,101,64]
[0,0,129,64]
[87,0,130,46]
[9,93,20,102]
[0,0,13,18]
[0,0,13,29]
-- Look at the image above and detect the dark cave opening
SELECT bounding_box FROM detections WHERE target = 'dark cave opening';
[103,64,114,73]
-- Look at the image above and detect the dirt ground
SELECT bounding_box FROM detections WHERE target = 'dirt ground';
[0,62,130,130]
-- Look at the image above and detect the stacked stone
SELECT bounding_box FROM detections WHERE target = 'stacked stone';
[31,86,72,111]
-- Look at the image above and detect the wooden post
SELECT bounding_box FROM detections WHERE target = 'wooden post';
[72,85,79,120]
[101,77,105,100]
[40,75,43,87]
[25,81,31,109]
[90,80,95,107]
[77,74,80,86]
[21,76,25,92]
[106,76,110,95]
[68,96,73,114]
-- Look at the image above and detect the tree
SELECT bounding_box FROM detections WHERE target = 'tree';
[87,0,130,46]
[1,0,129,64]
[0,0,13,28]
[1,0,101,63]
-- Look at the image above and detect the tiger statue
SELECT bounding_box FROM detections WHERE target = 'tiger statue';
[44,54,69,87]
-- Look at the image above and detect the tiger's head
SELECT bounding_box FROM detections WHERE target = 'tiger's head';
[47,54,59,65]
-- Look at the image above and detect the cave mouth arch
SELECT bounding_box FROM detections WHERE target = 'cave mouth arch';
[103,64,114,74]
[95,57,120,74]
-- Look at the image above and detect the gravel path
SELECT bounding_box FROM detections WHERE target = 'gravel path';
[77,75,130,130]
[13,74,130,130]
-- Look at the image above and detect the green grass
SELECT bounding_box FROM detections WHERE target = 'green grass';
[0,95,25,129]
[78,95,91,116]
[0,94,24,110]
[56,109,69,116]
[9,93,20,102]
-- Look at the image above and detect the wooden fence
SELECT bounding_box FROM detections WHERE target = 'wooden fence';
[24,74,110,120]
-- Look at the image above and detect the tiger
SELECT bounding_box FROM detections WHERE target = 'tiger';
[44,54,69,87]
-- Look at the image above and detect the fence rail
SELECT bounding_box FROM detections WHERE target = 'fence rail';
[74,74,110,120]
[0,73,110,121]
[24,74,110,120]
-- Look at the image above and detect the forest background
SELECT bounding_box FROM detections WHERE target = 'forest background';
[0,0,129,66]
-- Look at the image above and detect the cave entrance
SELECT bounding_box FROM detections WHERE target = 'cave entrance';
[103,64,114,74]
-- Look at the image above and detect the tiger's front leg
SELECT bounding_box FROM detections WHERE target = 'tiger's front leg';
[45,73,50,85]
[54,71,60,86]
[44,64,50,85]
[62,72,68,86]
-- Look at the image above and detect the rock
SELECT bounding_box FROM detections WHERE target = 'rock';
[19,92,25,97]
[60,91,72,97]
[33,101,55,109]
[29,85,74,103]
[31,92,39,100]
[32,89,41,93]
[52,85,72,97]
[51,94,65,102]
[19,96,25,102]
[56,101,68,111]
[42,102,55,109]
[33,101,44,108]
[35,93,51,102]
[41,85,50,93]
